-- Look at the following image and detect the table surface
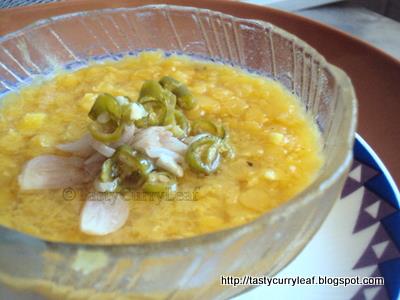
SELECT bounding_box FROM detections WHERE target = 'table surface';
[0,1,399,185]
[298,2,400,186]
[298,2,400,60]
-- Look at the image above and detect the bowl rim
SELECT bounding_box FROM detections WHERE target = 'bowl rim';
[0,4,357,251]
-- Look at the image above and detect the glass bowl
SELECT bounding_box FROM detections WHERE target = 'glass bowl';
[0,4,357,300]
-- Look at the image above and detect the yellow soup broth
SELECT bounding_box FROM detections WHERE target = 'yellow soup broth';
[0,52,323,244]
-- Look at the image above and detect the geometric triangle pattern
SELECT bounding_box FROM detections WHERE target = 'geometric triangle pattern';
[349,165,362,182]
[353,225,400,268]
[341,160,364,198]
[353,137,399,209]
[350,274,389,300]
[350,136,400,300]
[353,189,396,234]
[341,176,364,198]
[372,241,389,258]
[363,286,383,300]
[361,163,379,183]
[365,201,380,219]
[370,286,389,300]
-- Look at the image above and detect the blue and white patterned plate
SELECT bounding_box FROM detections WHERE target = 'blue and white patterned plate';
[236,134,400,300]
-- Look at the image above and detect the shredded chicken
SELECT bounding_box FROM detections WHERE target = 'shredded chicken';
[18,155,90,190]
[131,126,188,177]
[80,192,129,236]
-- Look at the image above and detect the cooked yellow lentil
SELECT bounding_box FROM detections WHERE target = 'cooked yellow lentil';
[0,52,322,244]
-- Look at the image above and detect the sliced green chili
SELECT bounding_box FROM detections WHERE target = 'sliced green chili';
[161,89,177,108]
[159,76,181,92]
[163,105,176,126]
[162,108,190,137]
[88,122,123,143]
[97,147,155,191]
[186,134,222,174]
[139,80,164,99]
[88,93,122,122]
[84,76,234,193]
[160,76,196,110]
[143,171,177,193]
[136,96,168,127]
[100,158,119,182]
[139,80,176,107]
[190,120,218,137]
[175,85,196,110]
[119,171,147,190]
[218,125,227,139]
[174,109,190,136]
[113,145,154,177]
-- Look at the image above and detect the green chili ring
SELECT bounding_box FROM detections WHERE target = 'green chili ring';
[162,105,176,126]
[88,122,123,143]
[100,158,119,182]
[164,109,190,138]
[139,80,164,100]
[143,171,177,193]
[186,134,222,175]
[190,120,217,136]
[119,171,147,191]
[175,86,196,110]
[159,76,181,92]
[160,76,196,110]
[113,145,154,177]
[88,93,122,122]
[137,97,168,127]
[191,119,227,139]
[139,80,176,107]
[174,109,190,136]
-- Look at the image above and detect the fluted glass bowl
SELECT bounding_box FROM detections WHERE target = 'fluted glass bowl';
[0,5,357,300]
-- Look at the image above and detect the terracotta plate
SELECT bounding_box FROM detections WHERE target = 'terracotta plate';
[0,0,399,185]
